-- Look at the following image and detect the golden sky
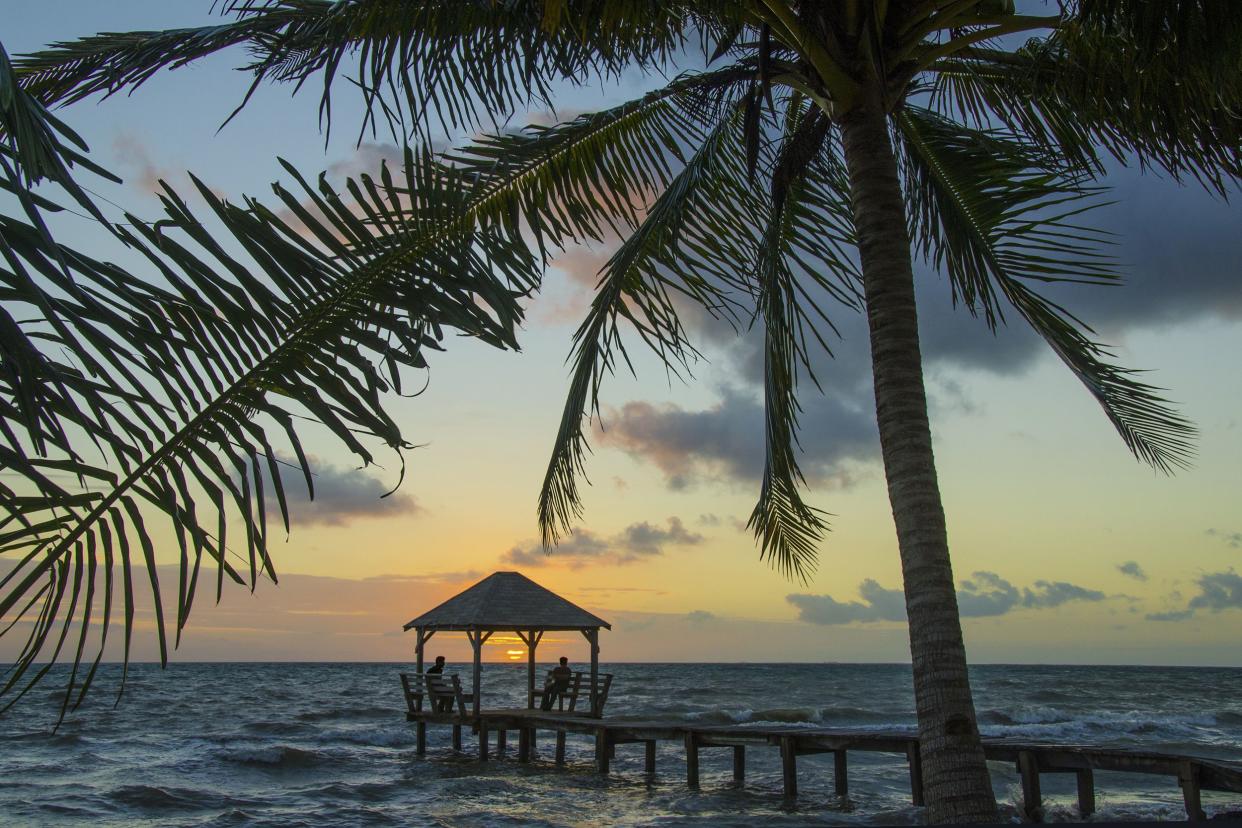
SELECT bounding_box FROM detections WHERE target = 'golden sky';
[4,3,1241,667]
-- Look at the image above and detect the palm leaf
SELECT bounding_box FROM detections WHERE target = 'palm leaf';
[897,105,1195,472]
[1,145,541,718]
[929,16,1242,193]
[16,0,717,141]
[746,97,856,583]
[529,73,758,547]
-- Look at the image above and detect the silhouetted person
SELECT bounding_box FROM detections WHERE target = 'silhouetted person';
[426,655,452,713]
[541,656,573,710]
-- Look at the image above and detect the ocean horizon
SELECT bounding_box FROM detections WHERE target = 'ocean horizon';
[2,662,1240,825]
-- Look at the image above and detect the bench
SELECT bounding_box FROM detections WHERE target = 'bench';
[400,672,474,718]
[542,671,614,716]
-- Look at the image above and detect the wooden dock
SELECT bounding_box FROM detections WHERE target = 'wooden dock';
[406,708,1242,822]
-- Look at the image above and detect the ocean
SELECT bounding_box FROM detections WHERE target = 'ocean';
[1,663,1240,826]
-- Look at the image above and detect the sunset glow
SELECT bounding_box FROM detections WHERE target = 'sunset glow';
[0,3,1238,671]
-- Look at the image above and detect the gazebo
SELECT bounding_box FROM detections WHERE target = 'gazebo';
[403,571,611,717]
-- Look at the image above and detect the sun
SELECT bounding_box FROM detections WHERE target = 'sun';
[506,649,525,661]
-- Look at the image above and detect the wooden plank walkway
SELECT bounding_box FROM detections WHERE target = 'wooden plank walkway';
[406,708,1242,822]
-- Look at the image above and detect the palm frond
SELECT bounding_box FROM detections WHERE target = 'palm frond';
[897,105,1195,472]
[533,75,759,548]
[929,14,1242,193]
[746,100,845,584]
[1,146,542,719]
[537,86,861,577]
[16,0,713,142]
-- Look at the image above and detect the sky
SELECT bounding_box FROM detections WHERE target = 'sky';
[4,3,1241,668]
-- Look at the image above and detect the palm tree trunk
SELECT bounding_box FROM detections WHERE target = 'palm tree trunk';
[838,94,999,823]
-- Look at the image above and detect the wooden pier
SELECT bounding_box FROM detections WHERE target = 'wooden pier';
[396,575,1242,822]
[406,708,1242,822]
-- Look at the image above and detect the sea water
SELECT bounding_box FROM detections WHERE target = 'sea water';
[1,663,1240,825]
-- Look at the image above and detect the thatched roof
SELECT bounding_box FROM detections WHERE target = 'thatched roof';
[403,571,611,632]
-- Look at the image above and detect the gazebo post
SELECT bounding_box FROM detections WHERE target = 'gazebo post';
[583,628,600,716]
[517,630,542,709]
[468,629,482,720]
[466,629,493,720]
[414,628,426,755]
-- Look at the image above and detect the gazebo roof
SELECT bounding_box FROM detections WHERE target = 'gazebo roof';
[403,571,611,632]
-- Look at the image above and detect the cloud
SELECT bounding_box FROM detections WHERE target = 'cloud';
[792,572,1110,626]
[1022,580,1107,608]
[577,586,668,596]
[113,132,182,194]
[957,571,1021,617]
[1188,571,1242,612]
[501,516,702,569]
[619,517,702,553]
[503,529,610,567]
[698,514,722,526]
[1206,528,1242,549]
[577,158,1242,493]
[267,458,419,527]
[325,142,409,179]
[361,570,480,584]
[685,610,716,624]
[596,386,877,489]
[0,564,504,664]
[271,142,441,239]
[1117,561,1149,581]
[1145,570,1242,621]
[525,107,589,127]
[1146,609,1195,622]
[787,579,907,625]
[532,242,617,325]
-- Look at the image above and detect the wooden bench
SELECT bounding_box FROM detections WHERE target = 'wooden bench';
[400,672,474,719]
[542,671,613,716]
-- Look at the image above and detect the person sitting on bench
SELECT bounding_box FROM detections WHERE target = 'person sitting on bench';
[541,657,573,710]
[426,655,453,713]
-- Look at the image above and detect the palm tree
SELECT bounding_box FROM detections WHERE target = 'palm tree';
[6,1,1240,821]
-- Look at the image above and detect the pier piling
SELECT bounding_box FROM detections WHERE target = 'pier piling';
[780,735,798,797]
[1181,760,1206,821]
[1018,750,1043,822]
[1076,768,1095,817]
[595,728,610,774]
[685,733,700,787]
[732,746,745,782]
[518,728,530,762]
[834,750,848,797]
[906,742,924,806]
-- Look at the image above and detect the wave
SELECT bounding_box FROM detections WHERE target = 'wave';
[819,705,914,724]
[684,709,751,725]
[332,728,416,748]
[218,745,328,768]
[979,707,1232,745]
[246,720,315,736]
[295,705,394,723]
[109,784,220,810]
[199,808,260,826]
[681,706,913,728]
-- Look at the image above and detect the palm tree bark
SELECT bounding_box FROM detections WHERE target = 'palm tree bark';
[838,93,999,823]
